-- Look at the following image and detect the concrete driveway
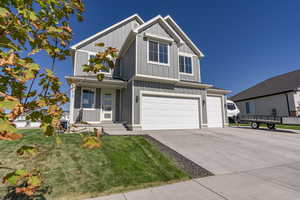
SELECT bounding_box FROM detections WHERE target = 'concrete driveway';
[90,128,300,200]
[148,127,300,175]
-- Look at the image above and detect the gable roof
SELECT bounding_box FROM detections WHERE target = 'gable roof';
[71,14,144,50]
[133,15,182,44]
[164,15,204,58]
[231,69,300,102]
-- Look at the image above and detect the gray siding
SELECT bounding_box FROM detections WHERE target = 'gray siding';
[236,92,296,117]
[73,87,101,122]
[115,89,121,121]
[120,40,136,80]
[136,22,179,79]
[74,19,139,77]
[79,20,138,52]
[74,51,89,76]
[179,56,200,82]
[179,43,194,54]
[133,80,206,125]
[120,81,133,124]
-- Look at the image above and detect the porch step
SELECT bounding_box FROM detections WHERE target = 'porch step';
[70,122,129,133]
[102,123,129,133]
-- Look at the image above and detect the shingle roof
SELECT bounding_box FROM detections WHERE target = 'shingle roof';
[231,69,300,102]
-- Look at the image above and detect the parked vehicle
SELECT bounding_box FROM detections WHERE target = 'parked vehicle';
[239,115,300,129]
[227,100,240,123]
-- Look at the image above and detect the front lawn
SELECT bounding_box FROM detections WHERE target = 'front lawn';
[0,130,188,199]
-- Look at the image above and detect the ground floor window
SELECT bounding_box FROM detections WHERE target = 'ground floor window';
[82,89,95,108]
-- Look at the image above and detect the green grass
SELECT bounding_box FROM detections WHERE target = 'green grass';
[0,130,188,200]
[230,123,300,131]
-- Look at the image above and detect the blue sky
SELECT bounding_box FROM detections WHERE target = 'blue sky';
[34,0,300,109]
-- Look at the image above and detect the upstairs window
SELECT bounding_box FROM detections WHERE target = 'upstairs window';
[89,54,112,74]
[148,41,169,65]
[82,89,95,109]
[179,55,193,74]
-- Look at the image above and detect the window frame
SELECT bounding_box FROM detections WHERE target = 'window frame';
[81,87,96,110]
[245,102,250,114]
[88,52,112,75]
[147,39,170,66]
[179,53,194,75]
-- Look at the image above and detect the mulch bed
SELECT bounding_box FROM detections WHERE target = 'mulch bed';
[143,135,214,179]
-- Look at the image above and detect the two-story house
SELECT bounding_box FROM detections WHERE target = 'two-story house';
[66,14,230,130]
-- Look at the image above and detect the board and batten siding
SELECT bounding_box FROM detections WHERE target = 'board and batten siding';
[133,80,207,125]
[179,55,200,82]
[120,40,136,80]
[136,22,179,79]
[73,87,101,122]
[73,19,139,77]
[78,20,139,52]
[120,81,133,124]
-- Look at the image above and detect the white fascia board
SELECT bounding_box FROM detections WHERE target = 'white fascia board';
[175,81,213,89]
[71,14,144,50]
[144,32,174,43]
[207,88,232,95]
[164,15,204,58]
[134,74,179,84]
[133,15,182,44]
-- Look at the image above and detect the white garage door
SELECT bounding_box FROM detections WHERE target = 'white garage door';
[142,95,200,130]
[207,96,223,128]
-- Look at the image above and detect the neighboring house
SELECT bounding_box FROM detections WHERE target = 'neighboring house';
[231,69,300,117]
[14,111,70,128]
[66,14,230,130]
[14,115,41,128]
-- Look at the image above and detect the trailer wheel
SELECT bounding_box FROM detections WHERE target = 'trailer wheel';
[251,122,260,129]
[267,123,275,129]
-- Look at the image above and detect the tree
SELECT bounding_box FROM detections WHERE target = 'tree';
[0,0,117,197]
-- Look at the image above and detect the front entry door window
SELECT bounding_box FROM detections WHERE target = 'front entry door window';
[102,90,114,121]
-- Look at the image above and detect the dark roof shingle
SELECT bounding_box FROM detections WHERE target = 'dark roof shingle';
[231,69,300,102]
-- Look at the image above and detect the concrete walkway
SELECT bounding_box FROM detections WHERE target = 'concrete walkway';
[88,128,300,200]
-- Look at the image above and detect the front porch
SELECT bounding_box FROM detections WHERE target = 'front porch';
[66,76,127,126]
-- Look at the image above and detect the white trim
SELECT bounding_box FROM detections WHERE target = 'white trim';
[164,15,204,58]
[139,90,203,129]
[179,54,194,76]
[81,87,96,110]
[179,52,196,57]
[207,88,231,94]
[69,83,75,124]
[132,80,135,125]
[77,49,97,54]
[134,74,179,83]
[135,34,138,75]
[147,40,170,66]
[71,14,144,49]
[144,33,174,43]
[101,89,116,122]
[198,58,201,82]
[133,15,182,44]
[175,81,213,89]
[73,51,77,76]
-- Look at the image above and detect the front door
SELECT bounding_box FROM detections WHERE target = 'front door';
[101,90,115,121]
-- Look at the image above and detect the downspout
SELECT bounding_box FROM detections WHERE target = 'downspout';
[285,93,291,117]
